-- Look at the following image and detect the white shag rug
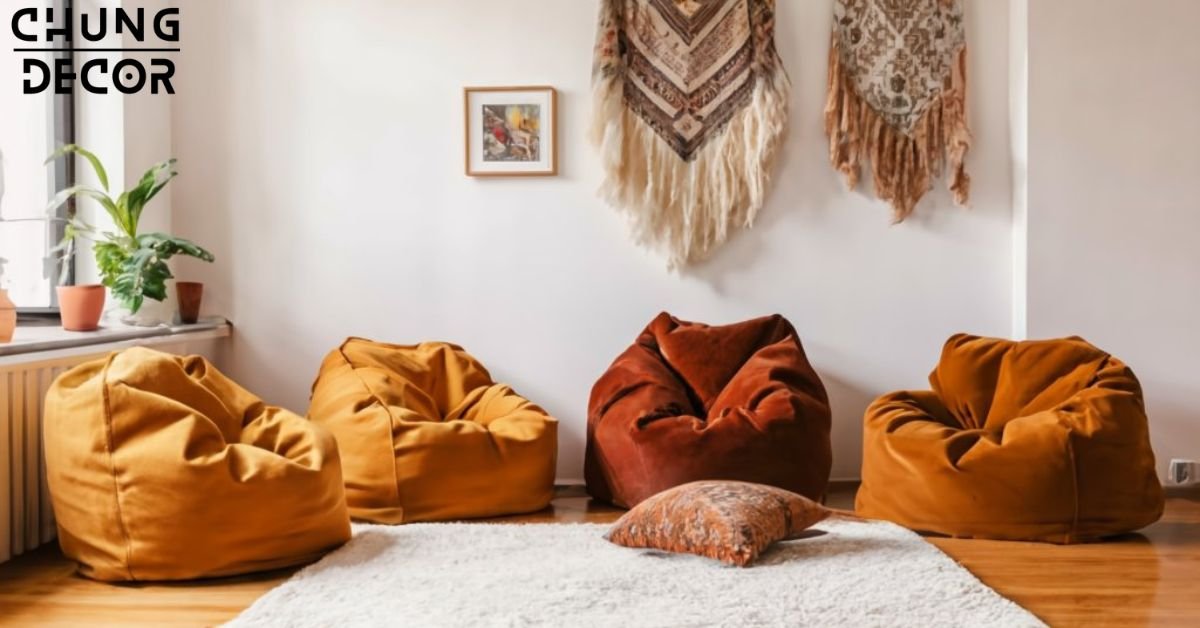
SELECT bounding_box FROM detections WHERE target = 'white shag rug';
[228,519,1044,628]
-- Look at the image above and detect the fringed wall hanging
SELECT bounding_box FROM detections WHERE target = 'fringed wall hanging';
[591,0,790,268]
[825,0,971,221]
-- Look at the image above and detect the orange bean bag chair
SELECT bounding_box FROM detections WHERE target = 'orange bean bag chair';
[586,313,832,508]
[857,334,1165,543]
[308,338,558,523]
[43,348,351,582]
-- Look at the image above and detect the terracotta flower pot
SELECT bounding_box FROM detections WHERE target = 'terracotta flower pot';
[0,289,16,343]
[57,285,106,332]
[176,281,204,325]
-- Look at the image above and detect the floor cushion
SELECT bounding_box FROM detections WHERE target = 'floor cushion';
[44,348,352,582]
[857,334,1165,543]
[586,313,832,508]
[308,338,557,523]
[606,480,831,567]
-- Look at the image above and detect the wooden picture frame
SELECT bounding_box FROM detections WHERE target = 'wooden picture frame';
[464,86,558,177]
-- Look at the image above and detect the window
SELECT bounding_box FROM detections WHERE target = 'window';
[0,0,73,312]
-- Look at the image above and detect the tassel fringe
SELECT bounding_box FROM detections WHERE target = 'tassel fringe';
[590,69,790,269]
[824,40,971,222]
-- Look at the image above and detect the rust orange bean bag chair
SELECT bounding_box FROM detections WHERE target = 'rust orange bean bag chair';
[308,338,558,524]
[586,313,832,508]
[857,334,1165,543]
[43,348,351,582]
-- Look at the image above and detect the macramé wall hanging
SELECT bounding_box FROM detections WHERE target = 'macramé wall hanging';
[591,0,790,268]
[825,0,971,221]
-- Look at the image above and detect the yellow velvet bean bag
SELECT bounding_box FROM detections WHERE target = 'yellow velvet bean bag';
[857,334,1164,543]
[308,338,558,524]
[44,348,352,582]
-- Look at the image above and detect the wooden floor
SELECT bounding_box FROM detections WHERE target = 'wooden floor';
[1,485,1198,627]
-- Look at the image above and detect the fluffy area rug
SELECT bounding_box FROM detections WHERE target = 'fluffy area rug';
[228,520,1043,627]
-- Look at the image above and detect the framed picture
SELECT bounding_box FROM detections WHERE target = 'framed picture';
[464,86,557,177]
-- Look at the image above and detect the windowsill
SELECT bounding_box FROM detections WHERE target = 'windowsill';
[0,317,231,365]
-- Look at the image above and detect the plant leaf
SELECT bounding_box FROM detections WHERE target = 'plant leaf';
[128,161,177,228]
[94,194,125,234]
[137,159,176,192]
[111,246,174,313]
[140,171,177,211]
[44,185,104,215]
[47,186,124,235]
[93,240,129,290]
[138,233,215,263]
[46,145,109,192]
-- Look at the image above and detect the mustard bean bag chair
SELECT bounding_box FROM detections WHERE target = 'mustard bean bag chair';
[44,348,351,582]
[586,313,832,508]
[308,338,558,524]
[857,334,1164,543]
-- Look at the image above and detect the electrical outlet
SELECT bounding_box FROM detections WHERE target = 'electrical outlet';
[1168,459,1198,486]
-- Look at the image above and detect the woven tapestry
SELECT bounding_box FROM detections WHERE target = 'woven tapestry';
[825,0,971,222]
[591,0,790,268]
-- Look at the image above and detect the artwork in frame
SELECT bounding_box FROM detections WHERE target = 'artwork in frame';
[464,86,557,177]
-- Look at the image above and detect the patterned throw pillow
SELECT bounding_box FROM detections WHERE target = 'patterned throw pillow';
[605,481,830,567]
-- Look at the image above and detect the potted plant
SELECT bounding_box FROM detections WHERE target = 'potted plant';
[0,214,108,331]
[45,145,214,326]
[49,226,107,331]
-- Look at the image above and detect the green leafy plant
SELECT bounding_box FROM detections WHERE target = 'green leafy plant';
[46,145,214,313]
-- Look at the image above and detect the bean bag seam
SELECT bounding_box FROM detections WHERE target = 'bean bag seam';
[1065,429,1080,544]
[338,343,522,438]
[336,340,405,521]
[648,351,706,415]
[99,353,136,581]
[625,381,815,435]
[597,379,659,421]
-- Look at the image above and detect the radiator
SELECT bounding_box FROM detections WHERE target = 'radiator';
[0,323,230,564]
[0,363,64,564]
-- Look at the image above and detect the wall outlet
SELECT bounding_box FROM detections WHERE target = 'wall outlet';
[1168,459,1199,486]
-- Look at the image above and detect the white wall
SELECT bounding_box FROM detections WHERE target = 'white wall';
[1027,0,1200,476]
[1008,0,1028,339]
[170,0,1016,481]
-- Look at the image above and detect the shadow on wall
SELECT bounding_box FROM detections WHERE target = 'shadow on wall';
[819,370,878,480]
[1145,384,1198,479]
[499,368,589,484]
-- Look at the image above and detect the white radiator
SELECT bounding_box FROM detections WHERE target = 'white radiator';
[0,323,231,564]
[0,363,63,564]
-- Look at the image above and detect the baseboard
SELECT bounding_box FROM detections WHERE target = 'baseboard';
[1166,484,1200,500]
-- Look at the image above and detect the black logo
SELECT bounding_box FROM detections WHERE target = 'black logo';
[12,5,179,95]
